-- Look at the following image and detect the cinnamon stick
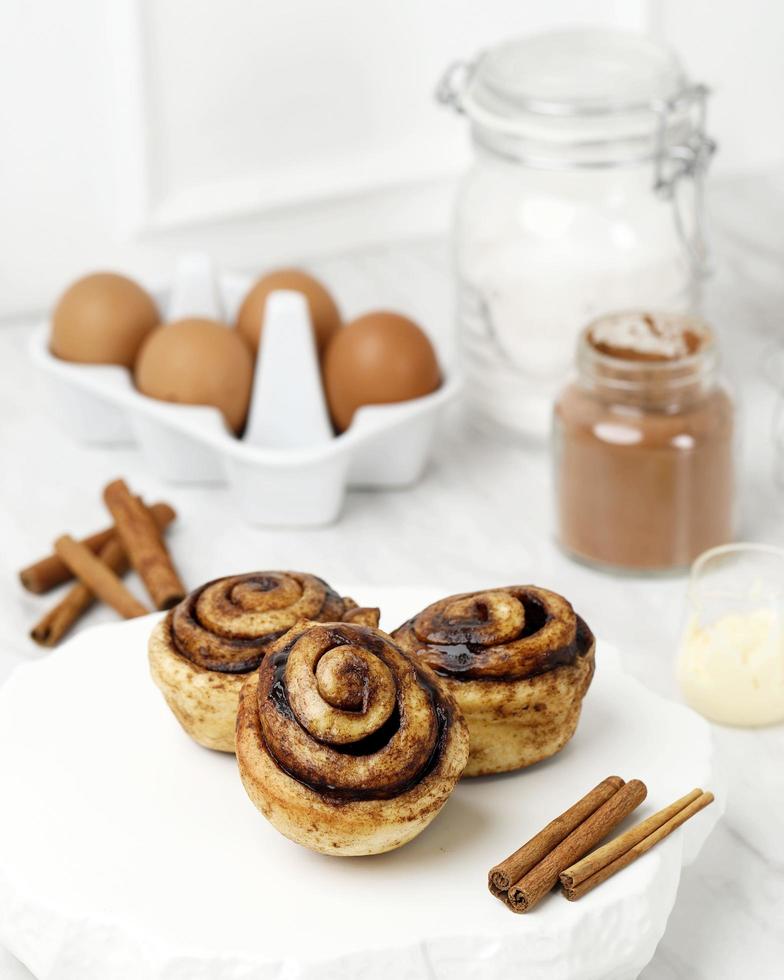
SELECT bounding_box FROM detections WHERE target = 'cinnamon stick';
[506,779,647,913]
[488,776,625,897]
[31,504,175,647]
[31,537,128,646]
[19,502,176,594]
[103,480,185,610]
[54,535,149,619]
[559,788,702,891]
[561,789,714,901]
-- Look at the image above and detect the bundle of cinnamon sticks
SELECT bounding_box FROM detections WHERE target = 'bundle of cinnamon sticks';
[20,478,186,647]
[489,776,714,912]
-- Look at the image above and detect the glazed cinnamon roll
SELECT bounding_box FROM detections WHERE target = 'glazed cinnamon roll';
[235,620,469,855]
[393,586,595,777]
[148,572,378,753]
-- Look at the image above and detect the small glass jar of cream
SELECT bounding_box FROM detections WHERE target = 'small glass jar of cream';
[677,543,784,726]
[553,310,735,572]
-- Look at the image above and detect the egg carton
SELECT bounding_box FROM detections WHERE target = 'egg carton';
[30,254,459,526]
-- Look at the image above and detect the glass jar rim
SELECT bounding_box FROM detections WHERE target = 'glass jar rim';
[576,311,720,397]
[461,29,688,131]
[688,543,784,603]
[438,29,711,168]
[691,542,784,577]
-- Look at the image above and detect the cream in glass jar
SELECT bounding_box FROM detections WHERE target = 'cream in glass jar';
[677,544,784,727]
[438,30,715,439]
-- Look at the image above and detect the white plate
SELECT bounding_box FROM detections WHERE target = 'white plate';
[0,587,721,980]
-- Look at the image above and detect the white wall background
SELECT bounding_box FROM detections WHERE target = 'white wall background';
[0,0,781,318]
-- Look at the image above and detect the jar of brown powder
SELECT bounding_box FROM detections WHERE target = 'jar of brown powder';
[553,311,735,572]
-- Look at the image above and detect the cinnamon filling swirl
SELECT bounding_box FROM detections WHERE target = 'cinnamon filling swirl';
[394,586,594,682]
[257,623,452,801]
[168,572,366,673]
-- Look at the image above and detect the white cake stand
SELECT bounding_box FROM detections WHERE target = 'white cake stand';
[0,588,720,980]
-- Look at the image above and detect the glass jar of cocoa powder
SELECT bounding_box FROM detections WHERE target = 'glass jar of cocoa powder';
[553,311,735,572]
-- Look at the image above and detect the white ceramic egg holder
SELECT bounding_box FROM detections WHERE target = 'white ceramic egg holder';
[30,254,459,526]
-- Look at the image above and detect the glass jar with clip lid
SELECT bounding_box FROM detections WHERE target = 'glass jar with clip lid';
[437,29,716,439]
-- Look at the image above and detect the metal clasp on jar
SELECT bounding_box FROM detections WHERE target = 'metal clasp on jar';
[435,60,475,112]
[652,85,717,279]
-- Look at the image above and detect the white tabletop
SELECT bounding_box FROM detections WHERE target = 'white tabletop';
[1,169,783,979]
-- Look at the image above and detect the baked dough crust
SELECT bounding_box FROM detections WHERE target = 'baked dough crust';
[393,586,595,777]
[148,572,378,753]
[149,620,246,752]
[235,621,469,855]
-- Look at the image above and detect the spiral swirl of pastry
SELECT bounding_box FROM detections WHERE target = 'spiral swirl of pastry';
[257,621,453,800]
[169,572,377,674]
[393,586,592,681]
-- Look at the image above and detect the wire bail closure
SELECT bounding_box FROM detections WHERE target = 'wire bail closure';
[652,85,715,197]
[435,60,473,113]
[652,85,716,280]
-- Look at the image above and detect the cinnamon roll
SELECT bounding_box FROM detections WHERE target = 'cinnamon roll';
[148,572,378,753]
[392,586,594,777]
[235,620,469,855]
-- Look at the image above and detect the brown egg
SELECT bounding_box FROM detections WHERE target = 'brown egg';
[50,272,160,367]
[323,312,441,432]
[236,268,341,355]
[135,319,254,434]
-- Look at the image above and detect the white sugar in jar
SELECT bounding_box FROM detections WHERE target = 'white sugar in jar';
[438,30,715,439]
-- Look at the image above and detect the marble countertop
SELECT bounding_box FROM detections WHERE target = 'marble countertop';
[1,170,783,979]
